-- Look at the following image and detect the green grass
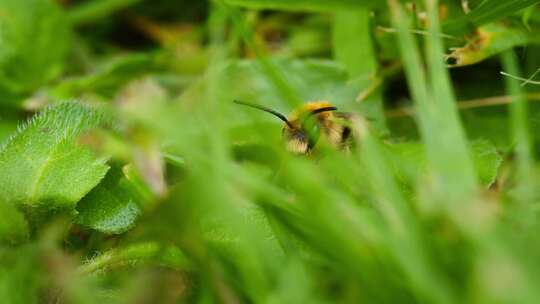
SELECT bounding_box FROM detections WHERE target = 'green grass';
[1,0,540,303]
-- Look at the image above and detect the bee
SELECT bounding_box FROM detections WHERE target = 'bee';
[234,100,367,154]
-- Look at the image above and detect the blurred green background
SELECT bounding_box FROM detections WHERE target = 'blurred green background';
[1,0,540,303]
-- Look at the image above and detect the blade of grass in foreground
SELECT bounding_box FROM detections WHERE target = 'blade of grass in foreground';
[226,6,302,108]
[179,4,287,302]
[425,0,477,191]
[388,0,477,204]
[332,9,387,130]
[332,9,377,78]
[360,134,456,304]
[425,4,540,302]
[501,50,536,214]
[501,50,534,184]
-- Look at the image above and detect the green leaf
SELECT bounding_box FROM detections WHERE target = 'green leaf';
[0,0,71,105]
[76,165,147,234]
[332,10,376,78]
[224,0,385,11]
[48,54,157,100]
[448,24,540,67]
[182,59,364,123]
[389,141,502,188]
[0,102,110,211]
[471,140,503,187]
[0,201,29,244]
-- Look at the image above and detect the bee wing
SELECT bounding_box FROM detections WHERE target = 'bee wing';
[333,112,369,140]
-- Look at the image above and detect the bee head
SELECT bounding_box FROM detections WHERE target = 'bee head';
[283,102,338,154]
[234,100,337,154]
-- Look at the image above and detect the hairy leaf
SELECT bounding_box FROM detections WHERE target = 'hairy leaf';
[0,102,110,211]
[78,242,191,274]
[76,165,148,234]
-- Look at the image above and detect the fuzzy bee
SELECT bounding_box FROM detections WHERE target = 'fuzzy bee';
[234,100,367,154]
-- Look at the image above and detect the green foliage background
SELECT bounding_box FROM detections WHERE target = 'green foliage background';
[1,0,540,303]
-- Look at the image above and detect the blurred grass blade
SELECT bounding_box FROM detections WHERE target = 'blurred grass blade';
[360,134,456,304]
[226,6,302,107]
[425,0,477,190]
[387,0,431,139]
[501,71,540,85]
[192,5,282,301]
[332,9,386,128]
[0,244,42,303]
[389,0,477,202]
[68,0,143,25]
[0,0,71,106]
[49,53,156,99]
[501,50,535,193]
[332,10,376,77]
[225,0,385,11]
[0,201,29,244]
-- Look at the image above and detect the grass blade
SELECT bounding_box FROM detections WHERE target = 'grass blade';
[225,0,385,11]
[389,0,477,205]
[501,50,535,199]
[68,0,143,25]
[332,9,386,128]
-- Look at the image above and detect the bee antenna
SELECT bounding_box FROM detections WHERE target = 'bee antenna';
[233,100,294,128]
[310,106,338,115]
